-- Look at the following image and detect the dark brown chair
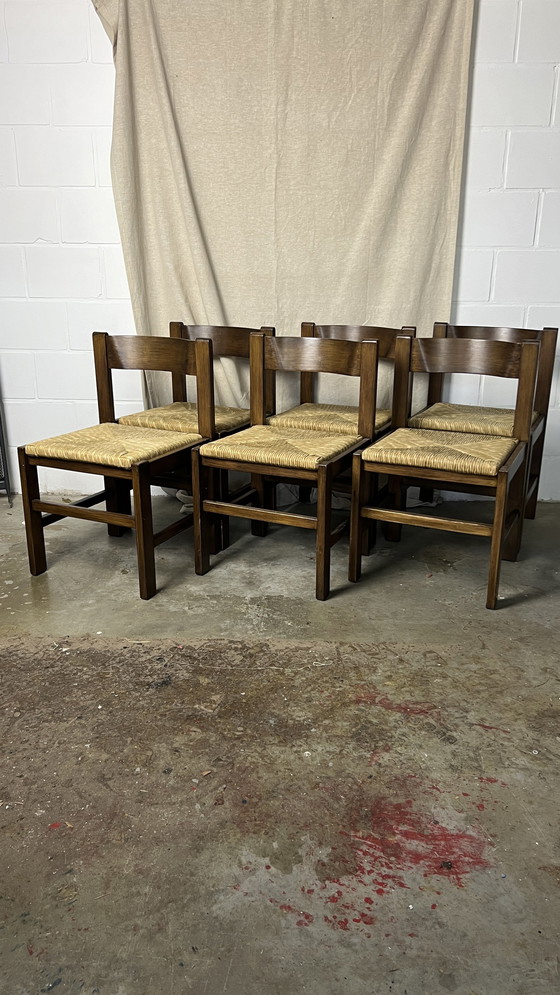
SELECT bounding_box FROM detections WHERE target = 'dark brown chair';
[410,323,557,519]
[192,334,379,600]
[265,322,415,437]
[18,333,216,600]
[349,335,540,609]
[268,323,415,505]
[116,323,274,437]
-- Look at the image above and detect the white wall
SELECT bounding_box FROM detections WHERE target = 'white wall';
[0,0,559,497]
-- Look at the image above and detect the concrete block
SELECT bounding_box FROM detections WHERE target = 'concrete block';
[51,65,115,126]
[0,67,50,124]
[443,373,482,406]
[102,245,130,299]
[5,2,88,63]
[0,246,26,296]
[93,128,112,186]
[38,464,103,494]
[0,129,17,185]
[451,304,526,328]
[474,1,517,62]
[463,129,505,189]
[0,352,36,398]
[26,246,101,299]
[526,305,560,329]
[60,188,120,243]
[0,18,7,63]
[68,301,135,350]
[469,66,554,126]
[506,130,560,188]
[89,2,113,63]
[518,0,560,62]
[538,454,560,501]
[0,302,68,350]
[494,250,560,303]
[460,191,538,246]
[538,192,560,247]
[453,249,493,301]
[0,188,58,243]
[480,373,517,408]
[16,127,95,186]
[543,409,560,456]
[4,400,76,448]
[36,351,97,400]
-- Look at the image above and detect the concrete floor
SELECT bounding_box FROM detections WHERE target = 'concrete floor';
[0,494,559,994]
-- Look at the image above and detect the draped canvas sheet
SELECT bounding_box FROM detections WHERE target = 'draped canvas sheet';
[94,0,474,411]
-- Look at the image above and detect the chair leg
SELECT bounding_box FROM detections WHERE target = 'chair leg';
[502,459,526,562]
[18,448,47,576]
[105,476,132,537]
[192,449,211,576]
[487,470,509,610]
[362,469,377,556]
[315,465,332,601]
[132,462,156,600]
[349,454,365,582]
[524,435,542,520]
[251,475,274,537]
[384,476,404,542]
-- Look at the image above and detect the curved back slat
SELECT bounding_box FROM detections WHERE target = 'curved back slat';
[431,323,558,415]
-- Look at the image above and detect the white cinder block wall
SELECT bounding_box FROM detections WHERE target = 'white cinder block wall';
[0,0,559,497]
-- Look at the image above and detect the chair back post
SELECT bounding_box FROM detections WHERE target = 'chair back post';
[260,326,277,415]
[535,327,558,416]
[300,322,316,404]
[513,340,540,443]
[357,340,378,440]
[169,321,189,402]
[93,331,116,423]
[392,335,413,427]
[249,333,267,425]
[427,322,449,405]
[194,338,216,439]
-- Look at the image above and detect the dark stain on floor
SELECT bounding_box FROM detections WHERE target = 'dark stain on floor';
[0,636,559,994]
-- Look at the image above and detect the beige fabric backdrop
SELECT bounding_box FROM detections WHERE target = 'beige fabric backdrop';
[94,0,474,411]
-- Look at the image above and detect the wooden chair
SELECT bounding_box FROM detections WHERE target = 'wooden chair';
[349,335,540,609]
[267,323,415,504]
[410,324,557,519]
[192,334,379,600]
[265,322,415,437]
[18,333,216,600]
[116,323,274,438]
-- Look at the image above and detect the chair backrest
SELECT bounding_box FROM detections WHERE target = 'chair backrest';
[299,322,415,404]
[93,332,216,438]
[394,335,540,443]
[169,322,275,404]
[430,323,558,416]
[250,334,379,440]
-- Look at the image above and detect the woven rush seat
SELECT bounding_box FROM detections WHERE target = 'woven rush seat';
[409,401,537,437]
[25,422,202,469]
[268,402,391,436]
[200,424,361,470]
[361,428,517,476]
[119,401,249,435]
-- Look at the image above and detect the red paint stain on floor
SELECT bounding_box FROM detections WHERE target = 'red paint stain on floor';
[340,797,491,891]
